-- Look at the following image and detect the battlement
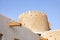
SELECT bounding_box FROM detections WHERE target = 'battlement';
[19,11,50,32]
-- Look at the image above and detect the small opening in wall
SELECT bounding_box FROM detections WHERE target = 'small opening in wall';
[35,15,37,16]
[38,34,41,36]
[50,35,52,37]
[37,33,41,36]
[31,15,32,16]
[55,38,56,40]
[24,24,25,25]
[20,23,22,26]
[14,38,20,40]
[0,33,3,40]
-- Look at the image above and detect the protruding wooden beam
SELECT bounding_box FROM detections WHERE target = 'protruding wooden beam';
[40,37,48,40]
[9,22,22,27]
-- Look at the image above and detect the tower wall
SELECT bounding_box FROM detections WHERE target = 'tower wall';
[19,11,50,32]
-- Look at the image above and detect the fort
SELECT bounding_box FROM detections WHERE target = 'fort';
[0,11,60,40]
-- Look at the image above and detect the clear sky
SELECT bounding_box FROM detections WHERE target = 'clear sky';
[0,0,60,30]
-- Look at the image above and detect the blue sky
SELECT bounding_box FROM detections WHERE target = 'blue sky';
[0,0,60,30]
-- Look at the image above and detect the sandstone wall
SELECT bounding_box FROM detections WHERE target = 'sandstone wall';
[19,11,50,32]
[41,30,60,40]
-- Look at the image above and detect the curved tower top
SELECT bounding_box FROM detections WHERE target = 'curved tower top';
[18,11,50,33]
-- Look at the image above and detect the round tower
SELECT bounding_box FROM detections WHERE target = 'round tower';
[18,11,50,33]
